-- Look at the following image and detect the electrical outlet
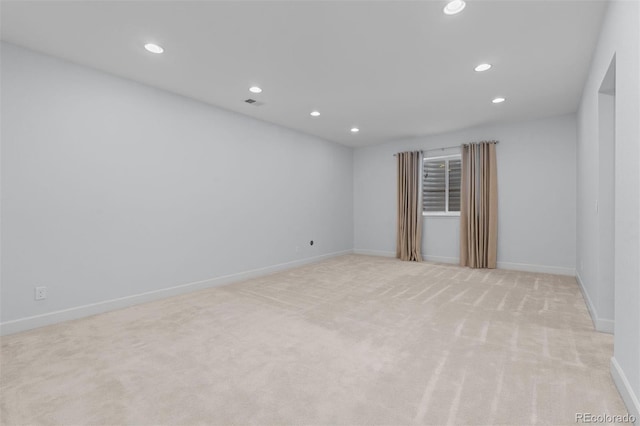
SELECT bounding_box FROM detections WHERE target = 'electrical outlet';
[35,286,47,300]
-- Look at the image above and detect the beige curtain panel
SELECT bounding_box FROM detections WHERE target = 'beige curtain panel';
[396,151,423,262]
[460,141,498,269]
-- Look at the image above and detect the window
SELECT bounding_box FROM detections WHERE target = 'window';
[423,154,461,215]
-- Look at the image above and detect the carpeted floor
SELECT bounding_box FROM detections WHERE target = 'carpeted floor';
[0,255,629,425]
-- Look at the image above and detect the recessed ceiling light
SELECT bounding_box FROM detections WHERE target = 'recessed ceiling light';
[249,86,262,94]
[351,127,360,133]
[474,63,492,72]
[444,0,466,15]
[144,43,164,54]
[492,97,506,104]
[310,111,321,117]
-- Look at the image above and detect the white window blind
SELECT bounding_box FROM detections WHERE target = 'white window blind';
[423,155,461,215]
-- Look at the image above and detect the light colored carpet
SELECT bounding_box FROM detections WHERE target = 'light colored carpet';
[0,255,628,425]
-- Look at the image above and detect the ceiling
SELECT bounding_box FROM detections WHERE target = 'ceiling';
[0,0,608,147]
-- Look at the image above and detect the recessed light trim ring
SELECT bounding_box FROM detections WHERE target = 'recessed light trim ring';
[444,0,466,15]
[475,63,492,72]
[144,43,164,54]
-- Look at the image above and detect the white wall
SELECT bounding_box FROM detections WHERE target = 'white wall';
[576,0,640,418]
[0,43,353,332]
[354,114,577,276]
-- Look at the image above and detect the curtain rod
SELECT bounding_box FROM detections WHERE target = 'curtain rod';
[393,141,498,156]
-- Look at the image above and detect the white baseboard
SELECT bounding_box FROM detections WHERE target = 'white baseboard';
[353,250,458,265]
[353,249,576,277]
[423,255,458,264]
[0,249,353,336]
[611,357,640,422]
[353,249,395,258]
[354,250,574,276]
[596,318,615,334]
[575,272,615,334]
[496,261,575,276]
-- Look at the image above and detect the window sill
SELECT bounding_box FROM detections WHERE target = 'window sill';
[423,212,461,217]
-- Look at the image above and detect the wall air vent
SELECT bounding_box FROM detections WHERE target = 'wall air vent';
[244,99,264,106]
